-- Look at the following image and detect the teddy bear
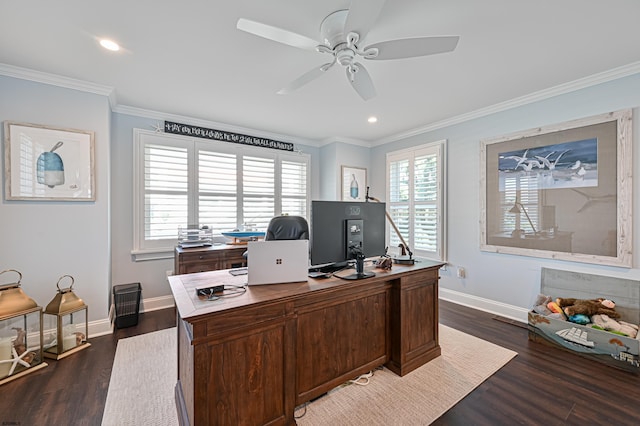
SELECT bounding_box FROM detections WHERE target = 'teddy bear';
[556,297,621,319]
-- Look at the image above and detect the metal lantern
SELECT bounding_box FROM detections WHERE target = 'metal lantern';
[43,275,90,360]
[0,269,47,386]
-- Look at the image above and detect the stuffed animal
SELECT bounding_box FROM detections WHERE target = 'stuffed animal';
[567,314,590,325]
[532,294,552,315]
[591,314,638,338]
[545,299,567,320]
[547,301,565,315]
[531,294,567,320]
[556,297,621,319]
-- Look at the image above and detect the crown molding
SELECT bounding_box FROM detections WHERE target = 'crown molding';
[3,60,638,149]
[318,136,371,148]
[372,60,640,147]
[0,62,116,105]
[0,62,314,148]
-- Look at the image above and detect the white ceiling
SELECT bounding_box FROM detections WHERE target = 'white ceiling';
[1,1,640,145]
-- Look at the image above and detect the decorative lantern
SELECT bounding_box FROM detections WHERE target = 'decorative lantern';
[0,269,47,386]
[43,275,90,360]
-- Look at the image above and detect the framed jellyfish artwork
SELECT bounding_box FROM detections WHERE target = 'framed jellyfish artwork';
[4,122,95,201]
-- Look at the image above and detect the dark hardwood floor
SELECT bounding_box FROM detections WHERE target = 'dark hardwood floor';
[0,308,177,426]
[435,301,640,426]
[2,300,638,425]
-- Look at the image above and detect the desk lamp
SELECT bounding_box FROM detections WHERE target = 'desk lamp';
[509,200,537,235]
[365,188,415,265]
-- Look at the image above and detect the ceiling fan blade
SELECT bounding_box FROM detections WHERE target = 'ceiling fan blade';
[347,62,376,101]
[344,0,386,43]
[278,63,334,94]
[237,18,319,51]
[366,36,459,60]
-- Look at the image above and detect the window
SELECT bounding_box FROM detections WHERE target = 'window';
[500,175,539,234]
[386,141,446,261]
[133,129,309,257]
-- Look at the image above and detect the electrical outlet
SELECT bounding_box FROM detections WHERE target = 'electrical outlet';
[456,267,466,279]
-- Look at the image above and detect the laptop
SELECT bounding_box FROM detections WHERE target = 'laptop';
[247,240,309,285]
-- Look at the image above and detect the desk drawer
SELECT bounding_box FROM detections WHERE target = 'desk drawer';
[180,260,221,274]
[220,251,246,269]
[176,246,246,274]
[179,251,222,274]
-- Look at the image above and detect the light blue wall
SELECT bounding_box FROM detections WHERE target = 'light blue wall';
[0,76,112,322]
[318,143,338,200]
[3,71,639,328]
[318,142,372,200]
[371,73,640,311]
[110,114,169,298]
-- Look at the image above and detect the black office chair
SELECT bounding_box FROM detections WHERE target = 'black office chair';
[264,215,309,241]
[243,215,309,262]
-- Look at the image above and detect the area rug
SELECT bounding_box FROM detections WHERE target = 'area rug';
[296,325,517,425]
[102,325,516,426]
[102,328,178,426]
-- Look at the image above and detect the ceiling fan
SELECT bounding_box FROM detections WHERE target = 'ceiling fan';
[237,0,459,101]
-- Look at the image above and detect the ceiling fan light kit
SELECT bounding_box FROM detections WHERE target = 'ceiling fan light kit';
[320,9,349,48]
[237,0,459,100]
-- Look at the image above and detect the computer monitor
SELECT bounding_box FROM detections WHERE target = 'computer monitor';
[310,200,386,269]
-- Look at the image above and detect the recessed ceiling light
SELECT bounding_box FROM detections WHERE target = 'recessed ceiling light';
[367,116,378,124]
[99,39,120,52]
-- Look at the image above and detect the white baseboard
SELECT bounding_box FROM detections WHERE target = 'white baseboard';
[140,295,175,313]
[89,295,175,338]
[439,288,529,323]
[89,318,114,338]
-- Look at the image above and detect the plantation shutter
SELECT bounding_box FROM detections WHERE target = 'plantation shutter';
[242,155,275,231]
[198,150,237,234]
[414,152,439,252]
[388,158,410,249]
[519,176,539,233]
[281,159,308,217]
[501,176,518,232]
[133,129,310,256]
[387,142,444,261]
[144,144,189,240]
[500,174,539,233]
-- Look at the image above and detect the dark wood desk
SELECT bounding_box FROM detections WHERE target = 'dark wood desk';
[174,244,246,275]
[168,260,444,426]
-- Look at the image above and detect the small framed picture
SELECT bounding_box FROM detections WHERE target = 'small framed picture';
[4,121,95,201]
[341,166,367,201]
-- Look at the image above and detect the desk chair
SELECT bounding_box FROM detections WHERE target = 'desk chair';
[264,215,309,241]
[243,215,309,262]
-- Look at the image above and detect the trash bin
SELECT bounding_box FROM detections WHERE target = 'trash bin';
[113,283,141,328]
